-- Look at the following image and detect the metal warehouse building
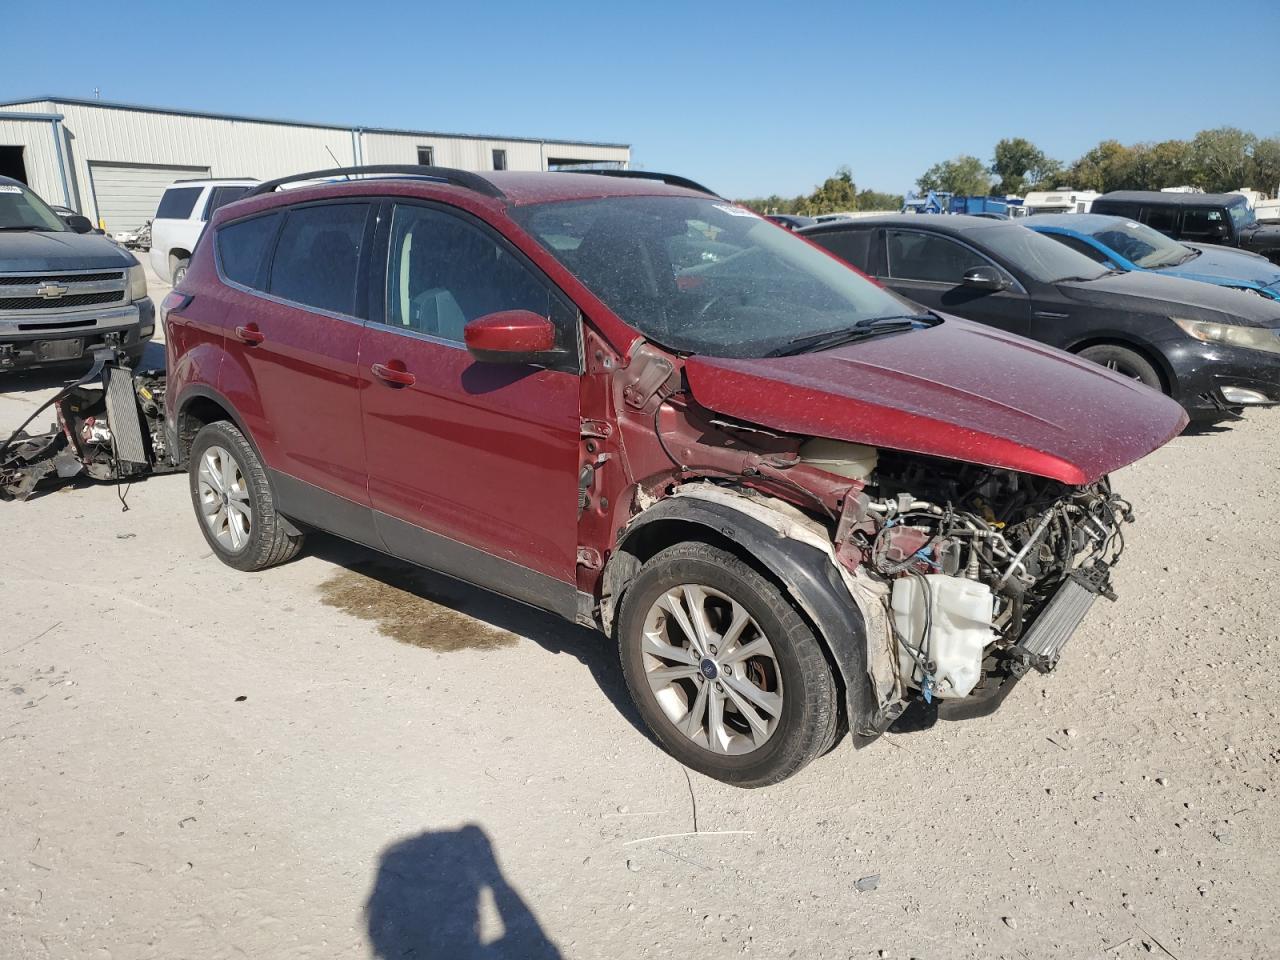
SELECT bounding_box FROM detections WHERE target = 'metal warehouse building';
[0,96,630,233]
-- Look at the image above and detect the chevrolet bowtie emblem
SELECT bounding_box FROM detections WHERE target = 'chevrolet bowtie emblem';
[36,282,70,300]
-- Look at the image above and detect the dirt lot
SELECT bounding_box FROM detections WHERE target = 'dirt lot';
[2,271,1277,959]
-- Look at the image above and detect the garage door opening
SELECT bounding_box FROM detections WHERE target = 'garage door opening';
[0,146,27,184]
[88,161,209,233]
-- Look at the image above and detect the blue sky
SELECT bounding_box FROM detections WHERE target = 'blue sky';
[2,0,1277,199]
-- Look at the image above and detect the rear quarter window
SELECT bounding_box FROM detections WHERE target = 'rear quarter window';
[155,186,203,220]
[217,213,282,290]
[204,185,252,220]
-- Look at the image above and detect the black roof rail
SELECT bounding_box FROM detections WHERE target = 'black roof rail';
[562,169,720,197]
[173,176,259,183]
[243,165,505,200]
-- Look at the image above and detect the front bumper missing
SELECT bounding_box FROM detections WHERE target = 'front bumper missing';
[936,562,1114,721]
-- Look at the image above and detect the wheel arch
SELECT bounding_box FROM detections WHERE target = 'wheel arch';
[1064,334,1174,394]
[175,385,261,465]
[603,494,879,741]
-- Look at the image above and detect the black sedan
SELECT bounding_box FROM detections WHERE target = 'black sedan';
[800,215,1280,422]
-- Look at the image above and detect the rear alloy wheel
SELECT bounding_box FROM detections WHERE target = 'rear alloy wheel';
[618,542,839,787]
[171,256,189,287]
[188,420,304,572]
[1078,344,1162,391]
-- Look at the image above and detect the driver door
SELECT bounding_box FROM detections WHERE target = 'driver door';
[878,228,1031,336]
[358,200,583,616]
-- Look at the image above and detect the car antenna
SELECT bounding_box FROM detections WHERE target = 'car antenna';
[324,146,351,180]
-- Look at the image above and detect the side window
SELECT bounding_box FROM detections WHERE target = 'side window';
[155,186,202,220]
[1049,234,1111,264]
[1094,202,1140,220]
[885,230,990,283]
[809,230,873,272]
[268,203,370,316]
[382,203,572,351]
[217,213,281,289]
[1142,206,1178,236]
[1181,207,1228,241]
[204,185,251,220]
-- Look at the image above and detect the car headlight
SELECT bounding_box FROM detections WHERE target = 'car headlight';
[1171,316,1280,356]
[127,263,148,302]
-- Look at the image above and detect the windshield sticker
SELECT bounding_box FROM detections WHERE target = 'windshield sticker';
[0,185,22,194]
[713,203,757,218]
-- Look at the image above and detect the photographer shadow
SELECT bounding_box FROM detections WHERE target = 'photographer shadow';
[366,824,562,960]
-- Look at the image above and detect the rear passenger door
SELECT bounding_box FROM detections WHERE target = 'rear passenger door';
[881,228,1031,335]
[216,201,376,528]
[359,201,582,615]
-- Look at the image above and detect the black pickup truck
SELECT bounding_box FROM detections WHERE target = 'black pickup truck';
[1091,190,1280,266]
[0,176,153,371]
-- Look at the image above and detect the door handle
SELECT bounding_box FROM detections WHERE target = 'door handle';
[234,324,266,345]
[371,362,416,387]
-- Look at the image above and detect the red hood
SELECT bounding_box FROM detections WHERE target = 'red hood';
[682,317,1187,485]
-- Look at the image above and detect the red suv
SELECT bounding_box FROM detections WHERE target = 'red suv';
[162,166,1186,786]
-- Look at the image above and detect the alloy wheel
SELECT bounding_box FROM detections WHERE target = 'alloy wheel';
[197,444,252,552]
[641,584,783,755]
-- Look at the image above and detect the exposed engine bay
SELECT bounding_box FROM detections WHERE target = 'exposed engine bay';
[853,448,1131,704]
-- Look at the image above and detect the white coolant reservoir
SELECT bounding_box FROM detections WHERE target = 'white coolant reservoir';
[891,575,996,699]
[798,439,878,480]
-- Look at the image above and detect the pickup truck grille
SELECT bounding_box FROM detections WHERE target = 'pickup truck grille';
[0,270,128,313]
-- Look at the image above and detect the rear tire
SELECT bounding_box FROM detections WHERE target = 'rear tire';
[617,542,839,788]
[188,420,303,572]
[1078,344,1162,391]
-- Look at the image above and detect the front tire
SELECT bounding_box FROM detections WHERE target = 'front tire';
[1078,344,1162,391]
[188,420,304,571]
[617,542,839,788]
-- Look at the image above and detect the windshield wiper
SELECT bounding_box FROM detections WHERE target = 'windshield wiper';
[1174,247,1202,265]
[768,314,934,357]
[0,225,45,232]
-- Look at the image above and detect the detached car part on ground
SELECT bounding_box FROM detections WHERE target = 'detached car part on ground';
[150,168,1185,786]
[0,348,175,501]
[0,177,154,372]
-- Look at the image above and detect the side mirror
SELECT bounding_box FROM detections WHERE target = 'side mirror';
[464,310,558,364]
[961,265,1011,291]
[66,214,95,234]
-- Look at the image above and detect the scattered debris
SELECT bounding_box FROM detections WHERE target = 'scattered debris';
[855,874,880,893]
[1003,916,1018,930]
[623,831,755,846]
[626,859,640,872]
[234,695,247,702]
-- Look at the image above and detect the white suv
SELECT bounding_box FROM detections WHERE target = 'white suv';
[149,178,256,285]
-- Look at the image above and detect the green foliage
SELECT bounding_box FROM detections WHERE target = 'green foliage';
[917,155,991,197]
[737,168,902,216]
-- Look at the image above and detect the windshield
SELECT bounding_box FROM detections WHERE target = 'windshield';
[1089,219,1191,269]
[1228,198,1256,230]
[510,196,922,358]
[0,183,67,232]
[976,223,1109,283]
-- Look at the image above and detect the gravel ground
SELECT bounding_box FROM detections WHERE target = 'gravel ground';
[2,279,1277,958]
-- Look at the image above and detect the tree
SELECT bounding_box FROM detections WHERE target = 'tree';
[805,166,859,215]
[855,188,903,211]
[991,138,1059,195]
[1190,127,1257,192]
[916,155,991,196]
[1066,140,1141,192]
[1249,137,1280,194]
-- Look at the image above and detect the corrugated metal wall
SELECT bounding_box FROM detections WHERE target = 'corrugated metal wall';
[0,106,66,205]
[0,100,630,226]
